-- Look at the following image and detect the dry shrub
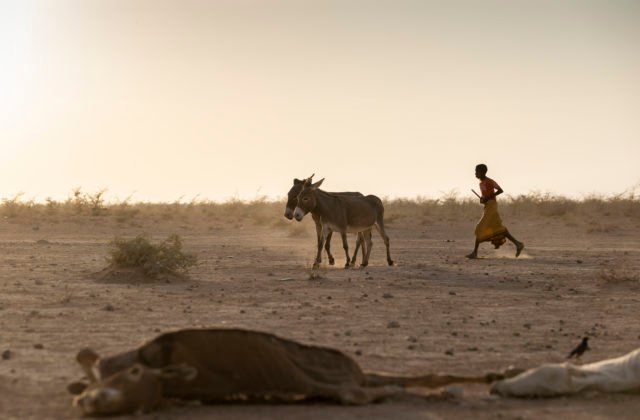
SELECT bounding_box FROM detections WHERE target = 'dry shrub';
[385,192,477,221]
[1,187,638,223]
[0,193,34,218]
[108,234,197,278]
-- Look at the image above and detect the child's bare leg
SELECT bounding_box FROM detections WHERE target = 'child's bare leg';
[505,232,524,257]
[466,240,480,259]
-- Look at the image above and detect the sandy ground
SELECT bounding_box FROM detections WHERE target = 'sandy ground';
[1,206,640,419]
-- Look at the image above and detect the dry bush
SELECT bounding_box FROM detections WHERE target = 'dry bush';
[0,193,35,218]
[108,234,197,278]
[1,187,638,224]
[385,191,477,221]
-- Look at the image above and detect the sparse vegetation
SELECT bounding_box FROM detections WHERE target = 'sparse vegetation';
[108,234,197,278]
[0,188,638,225]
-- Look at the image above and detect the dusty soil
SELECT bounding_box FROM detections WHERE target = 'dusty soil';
[1,206,640,419]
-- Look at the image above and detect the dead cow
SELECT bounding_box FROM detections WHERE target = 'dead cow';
[491,347,640,397]
[69,328,504,416]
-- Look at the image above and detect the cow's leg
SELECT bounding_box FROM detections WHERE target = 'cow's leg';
[365,371,506,388]
[340,231,351,268]
[337,385,403,405]
[325,231,335,265]
[310,383,403,405]
[361,229,373,267]
[374,220,394,266]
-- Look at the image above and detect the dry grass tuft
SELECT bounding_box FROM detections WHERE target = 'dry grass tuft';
[108,234,197,279]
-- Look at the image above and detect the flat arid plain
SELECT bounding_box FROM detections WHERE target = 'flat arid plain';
[1,194,639,419]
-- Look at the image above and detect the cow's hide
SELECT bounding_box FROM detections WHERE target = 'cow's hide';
[90,328,366,402]
[71,328,508,416]
[491,348,640,397]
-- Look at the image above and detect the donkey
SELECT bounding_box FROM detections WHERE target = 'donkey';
[285,176,371,266]
[68,328,510,416]
[293,178,393,268]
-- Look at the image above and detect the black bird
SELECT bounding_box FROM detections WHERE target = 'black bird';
[567,337,590,360]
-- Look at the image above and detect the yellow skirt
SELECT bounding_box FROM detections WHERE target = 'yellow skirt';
[475,200,508,248]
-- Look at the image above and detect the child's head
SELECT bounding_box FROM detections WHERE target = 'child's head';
[475,164,488,179]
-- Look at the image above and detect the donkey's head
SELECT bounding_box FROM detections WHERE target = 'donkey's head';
[284,174,313,220]
[293,178,324,221]
[70,363,197,416]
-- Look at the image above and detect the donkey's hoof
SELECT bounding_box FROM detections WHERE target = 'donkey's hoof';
[312,262,320,269]
[387,260,395,266]
[360,263,368,268]
[328,258,335,266]
[344,263,351,269]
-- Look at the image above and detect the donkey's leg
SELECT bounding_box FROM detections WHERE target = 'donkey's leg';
[350,233,363,266]
[325,231,335,265]
[340,232,351,268]
[313,224,327,269]
[374,220,394,266]
[360,231,369,263]
[361,229,373,267]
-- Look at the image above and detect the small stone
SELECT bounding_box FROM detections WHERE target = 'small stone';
[2,350,12,360]
[387,321,400,329]
[103,304,115,311]
[445,349,454,356]
[34,344,44,350]
[382,293,393,299]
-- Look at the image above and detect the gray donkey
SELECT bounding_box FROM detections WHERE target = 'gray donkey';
[293,178,393,268]
[284,176,370,266]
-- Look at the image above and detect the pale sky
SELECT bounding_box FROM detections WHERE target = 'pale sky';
[1,0,639,202]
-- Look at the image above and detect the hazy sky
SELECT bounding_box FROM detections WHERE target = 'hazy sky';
[1,0,639,202]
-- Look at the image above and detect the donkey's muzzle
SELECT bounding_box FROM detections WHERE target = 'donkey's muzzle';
[293,207,305,221]
[284,208,294,220]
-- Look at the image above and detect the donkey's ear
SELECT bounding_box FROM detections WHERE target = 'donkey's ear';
[67,381,88,395]
[293,178,303,185]
[156,364,198,382]
[311,178,324,190]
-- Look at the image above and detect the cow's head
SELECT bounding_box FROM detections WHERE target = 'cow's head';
[285,174,314,220]
[69,363,197,416]
[293,178,324,221]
